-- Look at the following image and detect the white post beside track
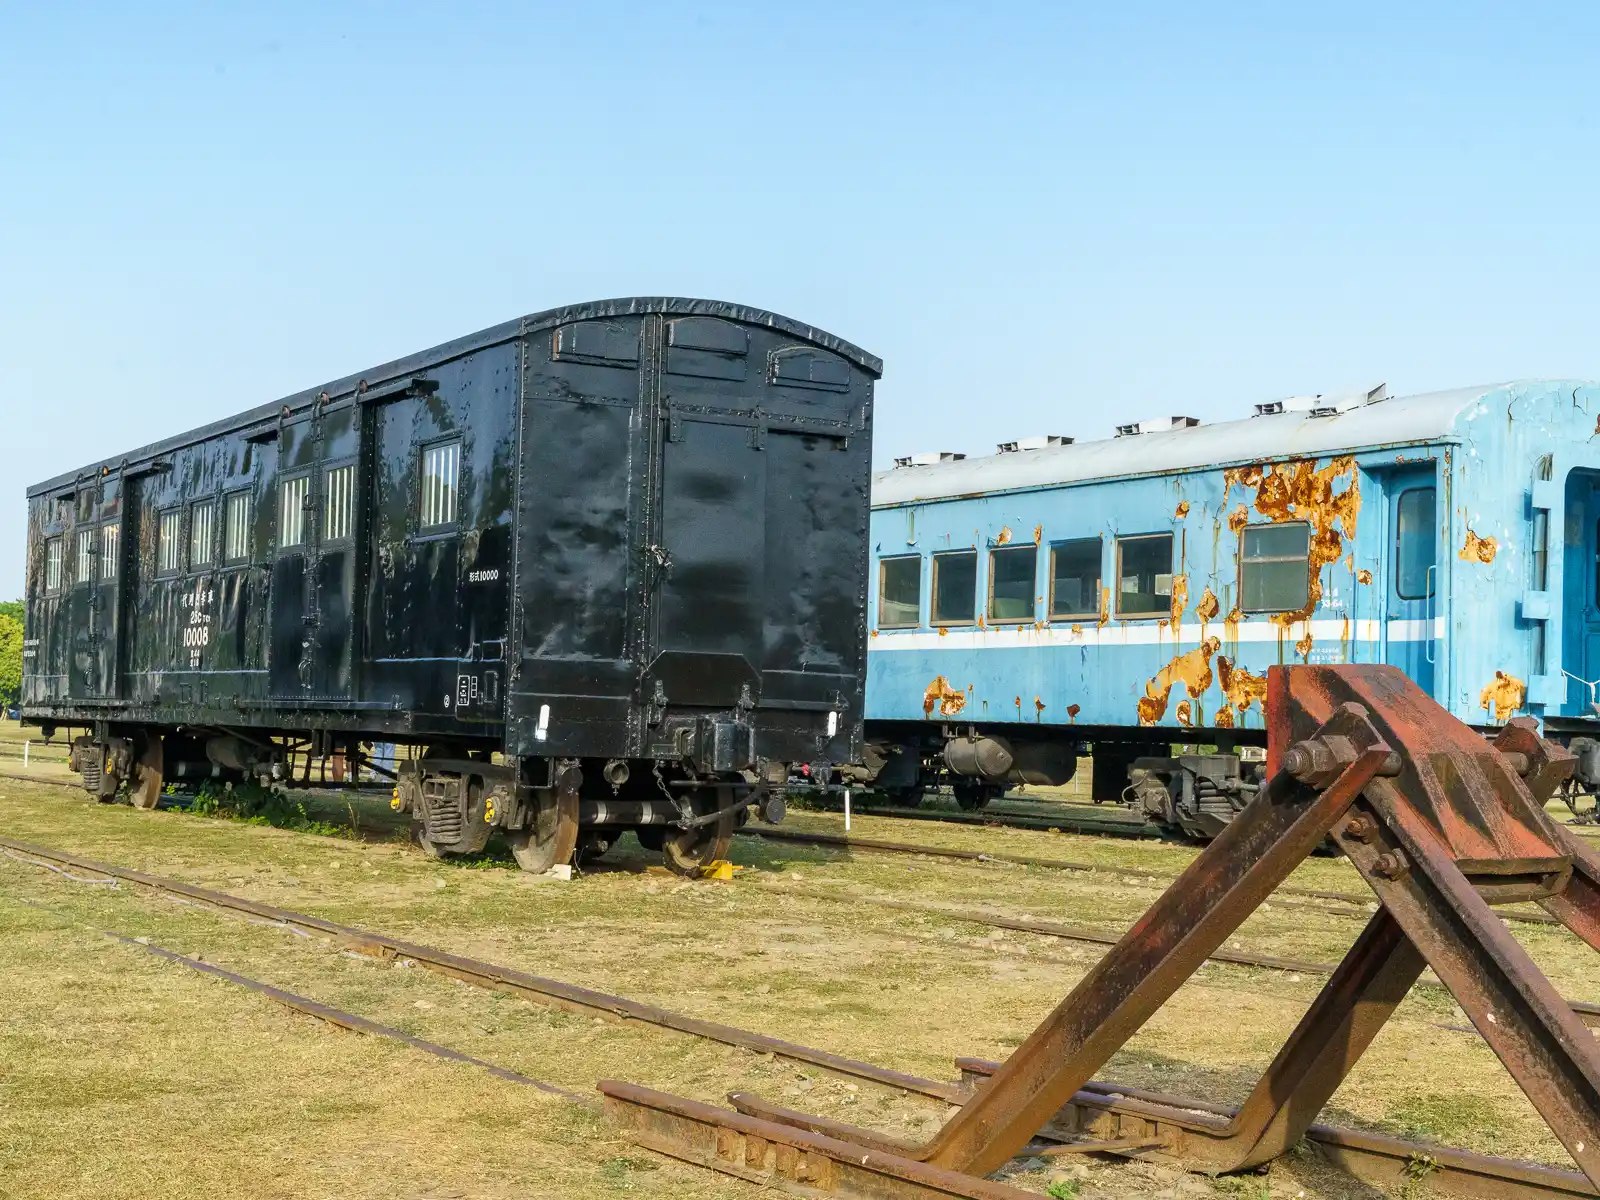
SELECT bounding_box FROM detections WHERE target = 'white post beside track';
[844,788,851,832]
[23,741,28,767]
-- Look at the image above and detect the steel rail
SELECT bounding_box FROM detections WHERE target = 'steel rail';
[0,835,961,1103]
[759,882,1338,975]
[8,834,1592,1199]
[741,826,1565,927]
[951,1066,1600,1200]
[846,800,1163,839]
[107,933,583,1100]
[754,882,1600,1024]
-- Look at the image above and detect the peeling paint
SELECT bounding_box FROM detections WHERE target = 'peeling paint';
[1479,671,1526,722]
[1218,655,1269,723]
[1070,623,1083,635]
[995,526,1013,546]
[1295,630,1313,660]
[1066,703,1080,722]
[1034,697,1045,718]
[937,626,948,637]
[1032,523,1043,545]
[1175,699,1193,727]
[1356,569,1372,585]
[1222,456,1360,628]
[1459,528,1497,563]
[1168,573,1188,632]
[1136,636,1220,726]
[1227,504,1249,534]
[922,676,967,718]
[1174,500,1190,518]
[1097,587,1110,628]
[1195,587,1220,629]
[1223,605,1242,644]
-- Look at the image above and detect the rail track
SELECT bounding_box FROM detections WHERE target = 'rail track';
[1,833,1594,1199]
[844,790,1600,847]
[751,879,1600,1015]
[742,826,1571,929]
[835,796,1164,839]
[0,765,1576,936]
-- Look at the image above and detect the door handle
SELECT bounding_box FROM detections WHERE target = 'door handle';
[1424,565,1437,664]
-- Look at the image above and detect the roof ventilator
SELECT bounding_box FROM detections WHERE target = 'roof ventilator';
[892,451,967,468]
[1114,416,1200,437]
[1254,383,1387,419]
[996,435,1073,453]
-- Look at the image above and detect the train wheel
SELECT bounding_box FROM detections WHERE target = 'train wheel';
[506,785,579,873]
[127,733,164,810]
[951,780,994,812]
[885,783,926,810]
[661,788,736,877]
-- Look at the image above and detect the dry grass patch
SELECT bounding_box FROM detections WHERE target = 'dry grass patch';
[0,775,1589,1196]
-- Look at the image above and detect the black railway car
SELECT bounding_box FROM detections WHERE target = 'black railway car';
[21,298,880,873]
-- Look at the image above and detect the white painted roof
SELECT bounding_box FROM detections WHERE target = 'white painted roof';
[873,383,1504,507]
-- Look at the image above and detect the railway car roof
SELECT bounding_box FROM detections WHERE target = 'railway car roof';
[28,297,882,499]
[872,380,1589,507]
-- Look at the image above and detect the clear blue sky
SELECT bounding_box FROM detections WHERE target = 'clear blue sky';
[5,2,1599,598]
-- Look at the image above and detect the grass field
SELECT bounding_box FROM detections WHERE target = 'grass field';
[0,759,1592,1198]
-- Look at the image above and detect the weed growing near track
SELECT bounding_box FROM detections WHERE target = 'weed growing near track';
[180,780,349,838]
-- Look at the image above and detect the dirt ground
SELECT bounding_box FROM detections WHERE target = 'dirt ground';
[0,764,1591,1199]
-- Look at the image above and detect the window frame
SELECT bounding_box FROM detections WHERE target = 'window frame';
[1048,536,1103,621]
[418,438,462,535]
[187,499,217,572]
[75,527,96,588]
[100,522,120,581]
[321,460,358,545]
[1394,486,1437,600]
[278,472,311,553]
[876,554,922,630]
[930,548,979,627]
[222,490,252,565]
[987,544,1038,623]
[1237,521,1312,614]
[154,508,182,576]
[43,535,64,595]
[1114,531,1175,619]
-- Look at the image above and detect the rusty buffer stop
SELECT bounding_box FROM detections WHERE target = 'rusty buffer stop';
[602,665,1600,1198]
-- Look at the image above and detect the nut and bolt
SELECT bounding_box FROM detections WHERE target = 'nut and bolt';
[1343,814,1379,843]
[1374,850,1409,880]
[1283,739,1335,782]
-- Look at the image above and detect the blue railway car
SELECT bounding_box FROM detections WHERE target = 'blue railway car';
[862,380,1600,835]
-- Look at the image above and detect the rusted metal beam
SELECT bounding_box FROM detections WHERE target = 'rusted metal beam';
[600,1081,1036,1199]
[917,702,1394,1177]
[1280,669,1600,1180]
[623,668,1600,1196]
[954,1063,1600,1200]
